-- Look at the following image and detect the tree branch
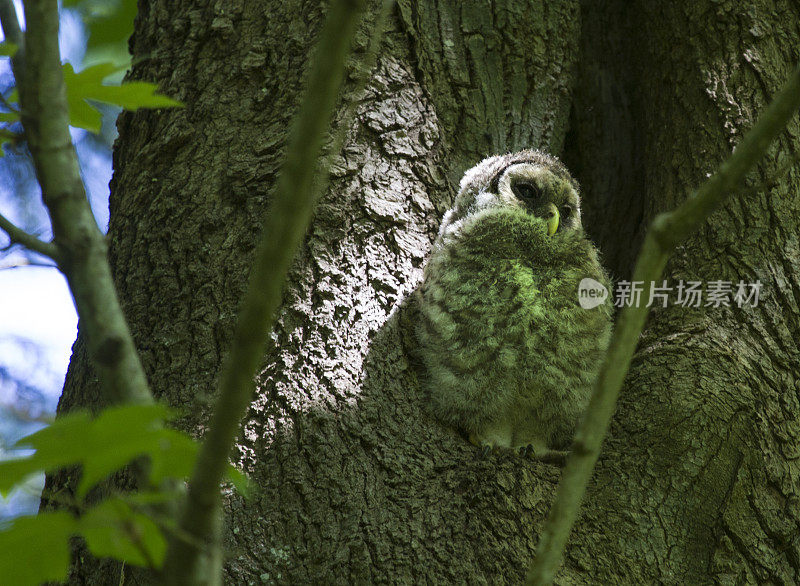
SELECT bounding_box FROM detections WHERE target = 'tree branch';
[527,64,800,585]
[159,0,378,582]
[0,0,154,407]
[0,0,23,56]
[0,211,61,261]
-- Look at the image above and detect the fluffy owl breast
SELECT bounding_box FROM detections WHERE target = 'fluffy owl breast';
[420,242,567,358]
[416,207,609,388]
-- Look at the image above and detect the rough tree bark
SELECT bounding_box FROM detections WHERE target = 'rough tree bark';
[47,0,800,583]
[567,1,800,583]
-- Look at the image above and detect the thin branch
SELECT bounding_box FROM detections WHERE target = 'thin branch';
[526,64,800,585]
[0,0,23,52]
[0,0,154,407]
[159,0,379,582]
[0,91,20,112]
[0,211,61,261]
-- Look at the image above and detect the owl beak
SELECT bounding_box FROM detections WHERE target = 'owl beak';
[545,203,560,236]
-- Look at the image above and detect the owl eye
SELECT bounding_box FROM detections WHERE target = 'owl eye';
[561,204,573,216]
[512,182,540,201]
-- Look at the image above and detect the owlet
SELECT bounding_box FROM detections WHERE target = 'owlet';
[415,150,612,456]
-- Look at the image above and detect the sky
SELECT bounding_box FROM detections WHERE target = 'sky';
[0,1,113,519]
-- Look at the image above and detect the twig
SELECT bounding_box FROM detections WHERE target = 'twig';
[526,64,800,585]
[0,0,23,53]
[0,211,61,261]
[0,92,20,112]
[159,0,374,582]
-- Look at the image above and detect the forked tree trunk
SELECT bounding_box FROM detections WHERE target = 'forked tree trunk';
[47,0,800,583]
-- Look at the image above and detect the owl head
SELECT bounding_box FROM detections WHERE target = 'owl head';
[440,150,582,238]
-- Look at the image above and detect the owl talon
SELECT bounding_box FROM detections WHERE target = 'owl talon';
[521,447,569,466]
[514,444,569,465]
[538,449,569,466]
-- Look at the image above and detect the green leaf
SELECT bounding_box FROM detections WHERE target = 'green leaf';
[0,402,249,507]
[0,105,21,156]
[80,498,167,568]
[225,466,252,498]
[0,111,20,123]
[0,457,45,496]
[89,80,184,111]
[86,0,137,57]
[63,62,182,132]
[64,0,137,64]
[0,41,18,57]
[122,489,183,507]
[146,430,251,497]
[0,411,92,493]
[0,128,18,156]
[74,403,173,497]
[0,405,172,498]
[0,511,77,585]
[147,428,199,486]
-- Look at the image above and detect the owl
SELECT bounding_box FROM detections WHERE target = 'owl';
[415,150,612,457]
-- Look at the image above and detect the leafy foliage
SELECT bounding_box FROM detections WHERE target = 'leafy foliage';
[0,41,18,57]
[0,404,249,584]
[63,62,182,132]
[0,42,20,154]
[80,498,167,567]
[0,512,75,586]
[63,0,137,66]
[0,2,228,583]
[0,404,248,497]
[0,17,180,139]
[0,499,169,585]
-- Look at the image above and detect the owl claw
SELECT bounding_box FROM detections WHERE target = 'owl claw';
[515,444,569,465]
[538,449,569,466]
[468,431,496,458]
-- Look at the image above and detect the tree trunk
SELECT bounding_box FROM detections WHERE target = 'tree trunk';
[565,1,800,583]
[47,0,800,583]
